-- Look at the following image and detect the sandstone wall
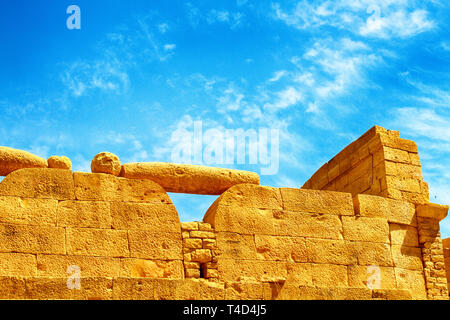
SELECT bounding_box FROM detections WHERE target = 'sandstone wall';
[302,126,428,204]
[204,184,429,299]
[0,125,448,300]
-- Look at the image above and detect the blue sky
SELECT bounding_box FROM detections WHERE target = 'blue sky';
[1,1,449,235]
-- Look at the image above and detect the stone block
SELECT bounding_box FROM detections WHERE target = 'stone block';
[112,278,155,300]
[280,188,354,215]
[36,254,120,278]
[0,196,57,226]
[0,253,37,277]
[391,245,423,271]
[311,264,348,287]
[74,172,171,203]
[0,168,74,200]
[272,210,343,239]
[57,200,111,228]
[356,242,393,266]
[389,224,419,247]
[394,268,427,300]
[353,194,416,226]
[342,216,390,243]
[417,203,449,221]
[0,223,65,254]
[306,239,358,265]
[348,265,396,290]
[120,259,183,279]
[128,230,182,260]
[111,201,180,232]
[66,228,129,258]
[254,235,307,262]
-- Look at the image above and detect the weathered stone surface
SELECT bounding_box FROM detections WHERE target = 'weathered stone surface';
[111,201,180,232]
[185,268,200,278]
[255,235,307,262]
[394,268,427,300]
[353,194,416,226]
[119,259,183,279]
[66,228,129,258]
[113,278,155,300]
[416,203,448,221]
[348,265,396,290]
[216,232,257,260]
[91,152,121,176]
[391,245,423,271]
[0,196,57,226]
[272,210,344,239]
[153,279,225,300]
[183,238,203,249]
[286,263,313,286]
[342,216,390,243]
[181,222,199,231]
[312,264,348,287]
[389,224,419,247]
[266,285,373,300]
[48,156,72,170]
[190,230,216,239]
[217,259,288,282]
[209,184,282,212]
[0,146,47,176]
[205,201,343,239]
[225,282,264,300]
[191,249,212,263]
[128,230,182,260]
[0,253,37,277]
[280,188,354,216]
[355,242,393,266]
[120,162,259,195]
[74,172,171,203]
[204,205,276,235]
[0,168,74,200]
[0,277,27,299]
[0,223,65,254]
[36,254,120,278]
[306,239,358,265]
[25,277,114,300]
[57,200,111,228]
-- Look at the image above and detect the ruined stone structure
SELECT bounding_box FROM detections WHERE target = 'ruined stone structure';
[0,125,448,300]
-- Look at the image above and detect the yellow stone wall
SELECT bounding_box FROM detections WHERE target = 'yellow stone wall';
[0,125,448,300]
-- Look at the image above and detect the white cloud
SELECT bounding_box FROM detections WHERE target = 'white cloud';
[392,108,450,142]
[158,23,169,33]
[164,44,176,51]
[401,77,450,108]
[359,8,434,38]
[301,37,381,100]
[265,87,303,110]
[273,0,435,39]
[216,86,246,112]
[268,70,287,82]
[186,3,245,30]
[61,60,129,97]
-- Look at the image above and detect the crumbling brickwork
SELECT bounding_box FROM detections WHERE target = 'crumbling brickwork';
[181,221,218,281]
[0,125,448,300]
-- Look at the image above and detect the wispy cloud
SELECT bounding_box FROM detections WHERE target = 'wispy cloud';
[61,59,129,97]
[186,3,245,30]
[273,0,435,39]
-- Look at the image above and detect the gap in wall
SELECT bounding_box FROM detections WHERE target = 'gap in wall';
[168,193,219,222]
